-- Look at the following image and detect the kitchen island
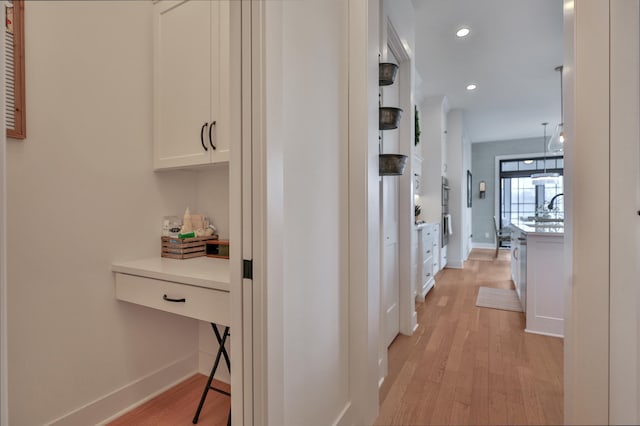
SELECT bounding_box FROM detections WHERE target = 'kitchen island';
[510,220,564,337]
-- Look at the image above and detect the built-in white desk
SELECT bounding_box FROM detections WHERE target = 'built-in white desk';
[112,256,232,424]
[112,256,230,326]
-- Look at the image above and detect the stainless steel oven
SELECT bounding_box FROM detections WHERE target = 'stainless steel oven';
[441,208,450,248]
[442,177,450,247]
[441,176,450,206]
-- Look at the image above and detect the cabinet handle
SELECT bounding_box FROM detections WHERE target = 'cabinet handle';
[200,123,209,151]
[163,294,186,303]
[513,247,518,261]
[209,120,216,150]
[427,250,431,254]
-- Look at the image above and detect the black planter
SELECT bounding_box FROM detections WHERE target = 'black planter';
[379,63,399,86]
[379,154,408,176]
[379,107,403,130]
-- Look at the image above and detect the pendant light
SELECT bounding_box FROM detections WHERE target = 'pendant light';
[531,122,560,185]
[548,66,565,153]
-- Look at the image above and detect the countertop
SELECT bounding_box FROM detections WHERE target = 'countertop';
[510,220,565,236]
[112,256,230,292]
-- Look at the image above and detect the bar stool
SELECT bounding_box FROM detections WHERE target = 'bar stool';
[193,323,231,425]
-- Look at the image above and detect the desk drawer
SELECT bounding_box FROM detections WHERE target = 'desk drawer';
[115,273,230,326]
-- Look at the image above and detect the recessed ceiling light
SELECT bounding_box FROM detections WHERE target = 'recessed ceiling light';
[524,159,534,164]
[456,27,470,38]
[466,84,477,91]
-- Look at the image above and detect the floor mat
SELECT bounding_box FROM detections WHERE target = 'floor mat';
[476,286,523,312]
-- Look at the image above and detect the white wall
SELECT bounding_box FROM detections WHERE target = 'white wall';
[6,2,206,424]
[262,1,351,424]
[609,0,639,423]
[195,167,230,239]
[445,109,468,268]
[346,0,382,423]
[420,96,448,224]
[563,0,609,423]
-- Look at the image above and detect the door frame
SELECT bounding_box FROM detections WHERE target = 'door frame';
[247,1,383,424]
[377,14,417,384]
[384,17,417,340]
[378,39,402,368]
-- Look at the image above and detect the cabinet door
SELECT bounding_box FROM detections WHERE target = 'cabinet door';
[154,0,212,169]
[210,1,231,164]
[511,230,519,285]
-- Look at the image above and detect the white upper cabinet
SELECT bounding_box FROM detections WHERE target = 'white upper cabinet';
[153,0,233,170]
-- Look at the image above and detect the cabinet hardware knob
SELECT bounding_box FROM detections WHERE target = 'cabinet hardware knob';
[163,294,186,303]
[200,123,209,151]
[209,121,216,150]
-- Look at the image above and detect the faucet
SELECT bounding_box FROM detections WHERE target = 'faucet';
[548,193,564,210]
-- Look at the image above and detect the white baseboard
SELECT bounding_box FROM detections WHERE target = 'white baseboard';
[48,353,198,426]
[332,402,353,426]
[472,242,498,250]
[421,279,435,298]
[447,260,463,269]
[525,328,564,339]
[198,349,230,384]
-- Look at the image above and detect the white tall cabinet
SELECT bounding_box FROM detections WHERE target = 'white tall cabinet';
[415,222,437,301]
[153,0,233,170]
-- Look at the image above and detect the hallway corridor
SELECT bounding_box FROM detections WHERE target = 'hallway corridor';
[376,249,563,425]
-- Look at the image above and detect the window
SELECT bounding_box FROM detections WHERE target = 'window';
[499,156,564,244]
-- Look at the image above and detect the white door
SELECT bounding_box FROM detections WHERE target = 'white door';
[381,51,400,348]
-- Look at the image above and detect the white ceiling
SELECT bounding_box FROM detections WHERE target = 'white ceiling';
[412,0,564,143]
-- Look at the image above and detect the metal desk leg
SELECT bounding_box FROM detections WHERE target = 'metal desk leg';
[192,324,231,424]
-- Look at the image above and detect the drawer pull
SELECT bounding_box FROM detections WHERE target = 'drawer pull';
[427,250,431,254]
[163,294,186,303]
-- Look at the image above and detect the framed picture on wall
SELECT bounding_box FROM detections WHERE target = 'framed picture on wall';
[5,0,26,139]
[467,170,472,208]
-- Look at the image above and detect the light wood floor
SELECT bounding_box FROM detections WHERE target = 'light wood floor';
[108,374,230,426]
[376,248,563,425]
[108,249,562,426]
